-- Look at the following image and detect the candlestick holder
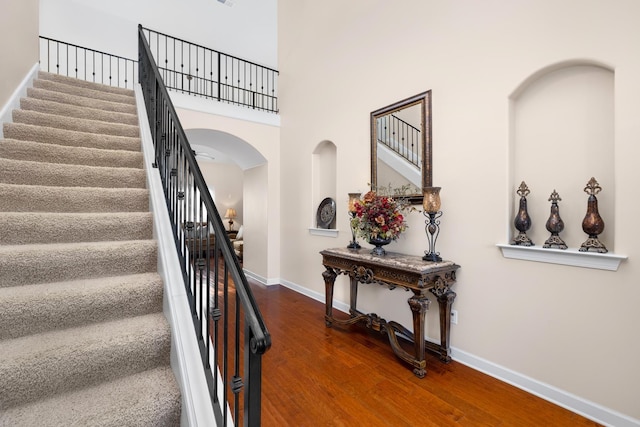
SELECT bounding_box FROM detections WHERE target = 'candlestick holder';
[543,190,567,249]
[422,187,443,262]
[511,181,534,246]
[347,192,361,249]
[579,177,607,253]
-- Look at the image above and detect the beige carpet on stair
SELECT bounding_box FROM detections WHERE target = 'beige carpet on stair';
[0,71,181,426]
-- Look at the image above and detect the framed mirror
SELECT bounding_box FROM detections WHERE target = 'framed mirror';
[370,91,432,204]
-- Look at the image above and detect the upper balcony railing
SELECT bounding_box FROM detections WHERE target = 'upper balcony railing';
[141,26,279,113]
[39,36,138,89]
[40,31,279,114]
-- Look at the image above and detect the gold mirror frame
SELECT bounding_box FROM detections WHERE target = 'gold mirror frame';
[370,91,432,204]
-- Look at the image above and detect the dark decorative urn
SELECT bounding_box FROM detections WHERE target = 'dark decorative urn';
[543,190,567,249]
[511,181,534,246]
[579,177,607,253]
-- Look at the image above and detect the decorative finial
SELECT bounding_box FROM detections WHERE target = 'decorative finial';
[548,189,561,203]
[584,177,601,196]
[517,181,530,198]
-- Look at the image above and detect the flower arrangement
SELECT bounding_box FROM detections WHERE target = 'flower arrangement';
[350,189,412,242]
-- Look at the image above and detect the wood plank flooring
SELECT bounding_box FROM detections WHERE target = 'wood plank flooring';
[247,279,602,427]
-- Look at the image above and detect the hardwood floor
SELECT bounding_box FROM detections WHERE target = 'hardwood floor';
[247,280,602,427]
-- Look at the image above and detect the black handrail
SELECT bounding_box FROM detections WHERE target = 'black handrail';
[138,24,271,426]
[141,26,279,113]
[39,36,137,89]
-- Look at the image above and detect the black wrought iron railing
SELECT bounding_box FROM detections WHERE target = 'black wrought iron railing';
[141,26,279,113]
[139,25,271,427]
[377,114,421,168]
[39,36,137,89]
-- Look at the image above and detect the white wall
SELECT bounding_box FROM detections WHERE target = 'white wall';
[0,0,38,110]
[39,0,277,68]
[278,0,640,423]
[176,108,280,282]
[198,161,243,230]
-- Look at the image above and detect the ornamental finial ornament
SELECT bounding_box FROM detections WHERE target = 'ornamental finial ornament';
[516,181,530,198]
[584,177,602,196]
[548,189,561,204]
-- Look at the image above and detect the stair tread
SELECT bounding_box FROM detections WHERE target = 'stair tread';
[27,86,137,115]
[21,96,139,126]
[13,109,139,138]
[0,157,147,188]
[0,138,144,169]
[0,272,163,340]
[0,182,150,213]
[38,71,136,97]
[3,122,141,151]
[0,212,153,245]
[0,366,181,426]
[0,239,158,287]
[33,78,136,106]
[0,313,171,410]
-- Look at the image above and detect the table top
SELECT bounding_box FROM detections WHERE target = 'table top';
[320,247,459,275]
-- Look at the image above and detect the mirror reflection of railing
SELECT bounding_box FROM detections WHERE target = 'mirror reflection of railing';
[141,26,279,113]
[371,91,432,205]
[139,24,271,427]
[39,36,138,89]
[377,114,421,168]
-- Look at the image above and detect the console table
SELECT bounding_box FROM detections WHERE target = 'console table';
[320,247,460,378]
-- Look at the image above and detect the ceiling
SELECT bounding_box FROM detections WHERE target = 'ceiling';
[185,128,266,170]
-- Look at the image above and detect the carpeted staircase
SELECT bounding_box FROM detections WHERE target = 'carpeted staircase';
[0,71,182,425]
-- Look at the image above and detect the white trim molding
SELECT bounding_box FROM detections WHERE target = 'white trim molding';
[0,62,39,138]
[497,244,627,271]
[308,228,340,238]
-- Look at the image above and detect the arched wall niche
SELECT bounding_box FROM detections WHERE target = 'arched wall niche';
[311,140,337,232]
[507,60,616,255]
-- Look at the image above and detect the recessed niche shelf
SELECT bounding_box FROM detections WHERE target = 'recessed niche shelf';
[309,228,339,238]
[497,244,627,271]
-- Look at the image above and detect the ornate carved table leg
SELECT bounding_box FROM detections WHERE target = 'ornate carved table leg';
[348,276,360,316]
[431,283,456,363]
[408,292,430,378]
[322,266,337,326]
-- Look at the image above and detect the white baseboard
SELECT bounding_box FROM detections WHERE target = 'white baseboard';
[243,269,281,286]
[279,277,639,427]
[0,62,39,138]
[451,347,639,427]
